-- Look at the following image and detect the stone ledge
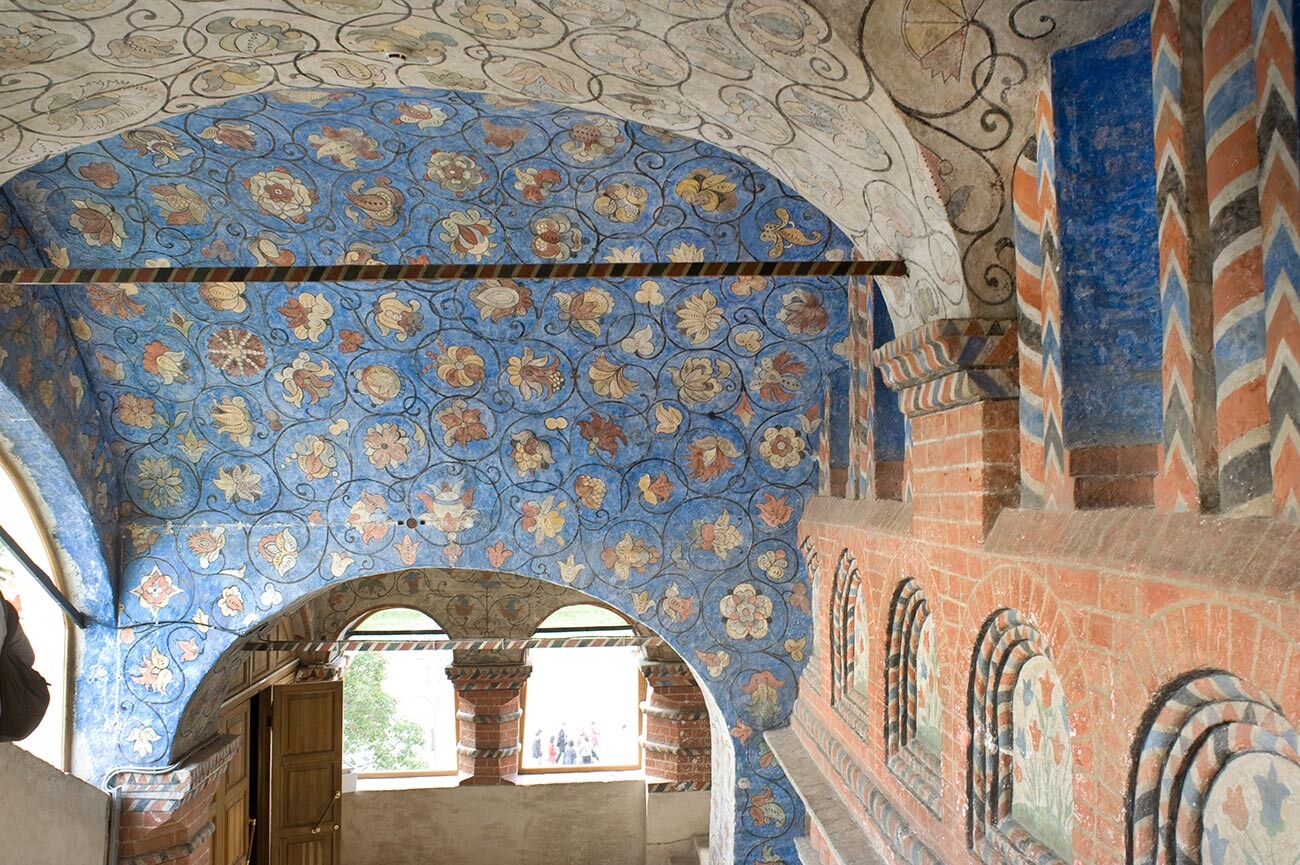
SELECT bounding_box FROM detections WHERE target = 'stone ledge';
[764,728,889,865]
[801,496,913,537]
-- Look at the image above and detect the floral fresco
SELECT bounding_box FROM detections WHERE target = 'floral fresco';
[1011,654,1073,860]
[1202,753,1300,865]
[914,615,941,753]
[0,86,853,865]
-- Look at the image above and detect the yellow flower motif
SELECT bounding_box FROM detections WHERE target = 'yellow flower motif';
[199,282,247,312]
[588,354,636,399]
[209,396,254,446]
[676,289,724,344]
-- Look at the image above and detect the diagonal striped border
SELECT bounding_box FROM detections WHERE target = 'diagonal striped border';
[0,259,906,286]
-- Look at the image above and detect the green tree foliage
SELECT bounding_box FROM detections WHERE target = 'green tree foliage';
[342,652,429,772]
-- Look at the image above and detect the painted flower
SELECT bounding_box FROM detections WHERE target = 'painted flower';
[439,209,497,261]
[507,347,564,400]
[84,283,144,320]
[137,456,183,508]
[513,166,561,203]
[756,493,794,528]
[669,356,731,404]
[531,213,583,261]
[198,281,248,313]
[759,426,805,470]
[348,493,391,544]
[426,150,487,196]
[520,496,567,545]
[127,725,160,757]
[339,329,364,353]
[131,647,173,695]
[131,565,181,616]
[741,670,785,723]
[275,353,335,407]
[688,510,744,560]
[149,183,207,226]
[432,344,486,389]
[562,116,625,162]
[600,532,661,581]
[675,168,737,213]
[753,351,806,403]
[117,393,158,429]
[217,584,246,617]
[470,278,533,322]
[214,464,264,503]
[578,411,628,457]
[372,292,424,341]
[668,241,705,262]
[308,125,381,168]
[272,292,332,343]
[436,399,489,447]
[756,549,789,581]
[70,198,127,248]
[198,120,256,150]
[661,582,696,624]
[776,288,829,335]
[686,434,741,482]
[393,101,449,129]
[555,286,614,336]
[746,786,786,828]
[451,0,544,38]
[676,290,724,344]
[207,328,267,377]
[594,182,648,223]
[290,433,337,480]
[185,525,226,568]
[356,363,401,406]
[574,474,607,509]
[415,482,480,537]
[208,396,254,446]
[78,161,119,189]
[638,471,673,505]
[363,422,412,469]
[142,340,190,384]
[729,275,768,297]
[345,177,404,229]
[178,639,201,663]
[260,584,283,609]
[509,429,554,476]
[257,529,299,576]
[720,583,773,639]
[122,126,193,165]
[243,167,317,223]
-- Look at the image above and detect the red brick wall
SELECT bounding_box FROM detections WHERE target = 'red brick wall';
[794,397,1300,865]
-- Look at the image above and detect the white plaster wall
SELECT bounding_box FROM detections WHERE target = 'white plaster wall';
[646,790,710,865]
[0,742,109,865]
[343,779,648,865]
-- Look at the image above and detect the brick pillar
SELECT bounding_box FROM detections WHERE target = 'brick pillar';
[874,319,1020,545]
[112,736,239,865]
[639,660,711,786]
[446,663,530,784]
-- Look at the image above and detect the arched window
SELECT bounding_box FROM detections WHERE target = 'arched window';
[342,608,457,777]
[521,604,642,772]
[829,550,869,728]
[885,578,941,812]
[0,455,70,770]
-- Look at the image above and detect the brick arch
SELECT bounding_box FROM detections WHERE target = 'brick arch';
[966,607,1072,865]
[884,576,941,812]
[1127,669,1300,865]
[829,548,863,712]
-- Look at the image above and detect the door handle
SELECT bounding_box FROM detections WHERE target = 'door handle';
[309,790,341,834]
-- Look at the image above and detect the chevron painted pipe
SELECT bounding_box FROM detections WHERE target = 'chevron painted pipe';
[1153,0,1221,512]
[1014,141,1047,508]
[851,276,874,500]
[1204,0,1274,514]
[1034,84,1069,508]
[1254,0,1300,517]
[244,635,664,652]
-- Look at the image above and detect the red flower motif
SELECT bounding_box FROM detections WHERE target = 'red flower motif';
[755,493,794,528]
[339,329,364,353]
[78,162,119,189]
[578,411,627,457]
[206,328,267,377]
[486,540,513,569]
[483,120,528,149]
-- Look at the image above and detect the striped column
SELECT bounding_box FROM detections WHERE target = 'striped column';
[1153,0,1222,511]
[1255,0,1300,516]
[1014,139,1047,508]
[639,661,712,785]
[1035,84,1069,508]
[851,276,875,500]
[445,663,531,784]
[1204,0,1274,514]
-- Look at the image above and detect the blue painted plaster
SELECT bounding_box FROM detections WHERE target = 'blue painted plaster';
[1051,14,1163,448]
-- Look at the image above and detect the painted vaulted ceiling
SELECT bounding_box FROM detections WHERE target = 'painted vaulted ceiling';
[0,86,851,863]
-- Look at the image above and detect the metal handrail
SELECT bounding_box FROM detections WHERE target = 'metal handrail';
[0,522,88,628]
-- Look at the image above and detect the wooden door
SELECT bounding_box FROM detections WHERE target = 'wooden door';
[213,700,254,865]
[269,681,343,865]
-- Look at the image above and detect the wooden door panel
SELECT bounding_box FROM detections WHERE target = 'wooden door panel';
[222,789,249,865]
[269,681,342,865]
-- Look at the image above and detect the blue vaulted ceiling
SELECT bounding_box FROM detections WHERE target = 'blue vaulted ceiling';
[0,87,852,863]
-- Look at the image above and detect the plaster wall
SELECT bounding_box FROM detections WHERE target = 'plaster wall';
[0,742,109,865]
[341,779,648,865]
[646,789,710,865]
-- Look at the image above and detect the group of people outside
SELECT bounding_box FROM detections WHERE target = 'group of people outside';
[531,721,600,766]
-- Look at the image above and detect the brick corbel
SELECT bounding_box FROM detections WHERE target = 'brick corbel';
[445,662,531,784]
[872,318,1019,417]
[639,660,712,785]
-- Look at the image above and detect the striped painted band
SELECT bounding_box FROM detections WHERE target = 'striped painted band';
[639,702,711,721]
[646,780,712,793]
[456,709,523,724]
[0,259,907,286]
[640,739,712,757]
[456,744,522,758]
[246,636,664,652]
